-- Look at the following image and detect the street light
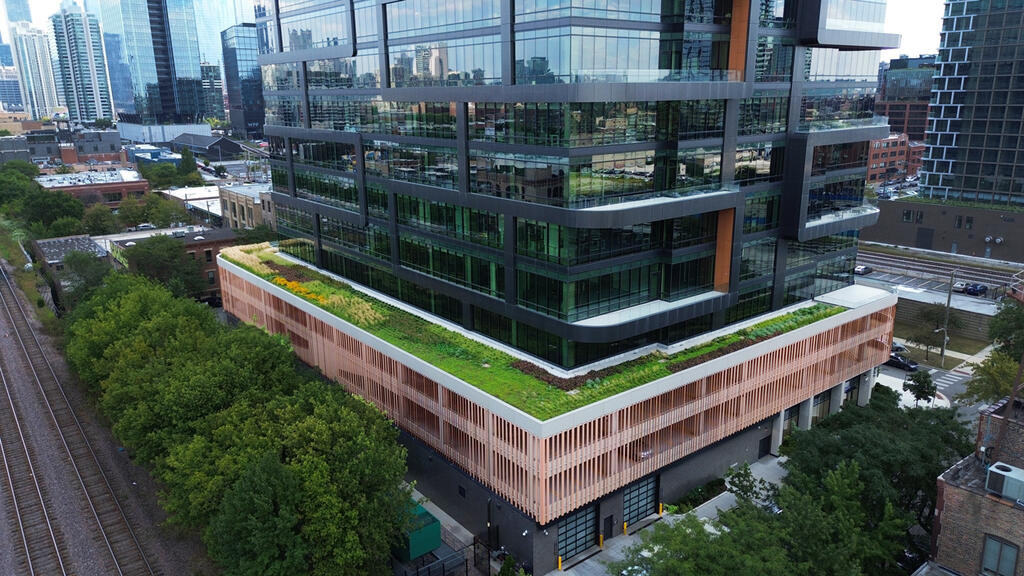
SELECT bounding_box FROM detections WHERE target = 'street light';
[940,269,959,368]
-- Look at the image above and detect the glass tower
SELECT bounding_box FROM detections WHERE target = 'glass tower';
[222,23,264,138]
[200,62,224,120]
[920,0,1024,207]
[5,0,29,23]
[92,0,205,123]
[9,21,59,120]
[51,0,114,123]
[260,0,898,369]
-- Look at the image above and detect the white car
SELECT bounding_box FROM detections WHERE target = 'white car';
[854,265,873,275]
[952,281,968,293]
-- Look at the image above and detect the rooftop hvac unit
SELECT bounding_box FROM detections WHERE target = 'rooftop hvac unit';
[986,462,1024,502]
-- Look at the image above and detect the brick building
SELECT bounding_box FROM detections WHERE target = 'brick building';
[218,183,272,230]
[109,227,237,303]
[867,133,925,185]
[860,199,1020,261]
[35,169,148,209]
[925,397,1024,576]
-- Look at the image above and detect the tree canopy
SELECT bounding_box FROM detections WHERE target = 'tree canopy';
[989,301,1024,361]
[963,351,1021,404]
[611,387,971,576]
[20,189,84,229]
[139,162,204,189]
[66,274,413,575]
[122,234,204,297]
[82,204,119,235]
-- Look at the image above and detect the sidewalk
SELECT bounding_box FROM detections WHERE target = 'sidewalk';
[892,337,996,375]
[546,456,788,576]
[951,343,995,375]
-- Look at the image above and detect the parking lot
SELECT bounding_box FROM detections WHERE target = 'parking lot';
[864,272,953,292]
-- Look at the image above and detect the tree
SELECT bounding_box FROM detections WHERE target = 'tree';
[58,251,113,312]
[46,216,85,238]
[123,235,204,297]
[214,164,228,178]
[609,504,791,576]
[498,556,517,576]
[206,453,310,576]
[55,164,76,174]
[989,301,1024,361]
[903,371,937,406]
[89,118,113,130]
[782,386,970,533]
[0,129,10,136]
[21,189,84,228]
[1,159,40,178]
[0,170,40,205]
[236,224,278,244]
[143,193,187,227]
[83,204,119,235]
[179,148,197,175]
[906,328,943,361]
[117,196,148,227]
[962,351,1021,404]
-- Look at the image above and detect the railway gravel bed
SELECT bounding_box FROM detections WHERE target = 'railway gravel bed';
[0,259,214,576]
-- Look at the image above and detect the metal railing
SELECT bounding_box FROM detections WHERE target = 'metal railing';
[1010,270,1024,304]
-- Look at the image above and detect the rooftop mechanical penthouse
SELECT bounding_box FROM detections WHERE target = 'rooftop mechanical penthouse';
[243,0,899,572]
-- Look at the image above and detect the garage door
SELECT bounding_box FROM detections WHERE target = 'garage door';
[557,505,597,561]
[623,475,657,527]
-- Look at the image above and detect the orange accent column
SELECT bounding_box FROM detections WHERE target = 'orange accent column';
[728,0,750,78]
[714,209,735,292]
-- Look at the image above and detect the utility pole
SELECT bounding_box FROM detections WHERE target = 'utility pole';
[940,269,956,367]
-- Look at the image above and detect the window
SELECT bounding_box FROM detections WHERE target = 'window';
[965,216,974,230]
[207,270,216,285]
[188,251,196,260]
[204,249,213,262]
[954,215,962,229]
[982,535,1017,576]
[902,210,913,223]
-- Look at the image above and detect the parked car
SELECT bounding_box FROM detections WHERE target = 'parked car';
[885,353,919,372]
[891,342,907,353]
[854,265,873,275]
[952,281,968,293]
[965,283,988,296]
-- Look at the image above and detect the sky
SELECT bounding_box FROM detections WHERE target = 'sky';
[883,0,946,62]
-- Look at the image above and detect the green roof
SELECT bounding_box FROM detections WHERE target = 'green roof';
[222,245,843,421]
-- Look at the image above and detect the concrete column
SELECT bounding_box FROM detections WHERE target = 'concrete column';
[857,371,874,407]
[770,410,785,456]
[797,398,812,430]
[829,382,844,415]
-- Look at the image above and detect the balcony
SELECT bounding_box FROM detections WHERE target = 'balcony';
[571,69,742,84]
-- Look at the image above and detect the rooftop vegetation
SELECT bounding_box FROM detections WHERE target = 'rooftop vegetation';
[222,244,843,420]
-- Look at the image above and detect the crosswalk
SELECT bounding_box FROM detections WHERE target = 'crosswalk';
[929,369,970,392]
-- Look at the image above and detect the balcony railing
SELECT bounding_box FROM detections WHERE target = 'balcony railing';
[572,69,742,83]
[798,115,890,133]
[1011,271,1024,304]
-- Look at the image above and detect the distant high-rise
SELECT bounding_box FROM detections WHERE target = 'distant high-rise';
[0,44,11,66]
[51,0,114,123]
[0,65,21,111]
[200,62,224,120]
[5,0,30,23]
[921,0,1024,207]
[221,23,262,138]
[9,22,58,119]
[874,55,936,142]
[92,0,204,124]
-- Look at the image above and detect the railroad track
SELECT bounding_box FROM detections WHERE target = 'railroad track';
[0,360,68,575]
[0,265,159,576]
[857,250,1018,287]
